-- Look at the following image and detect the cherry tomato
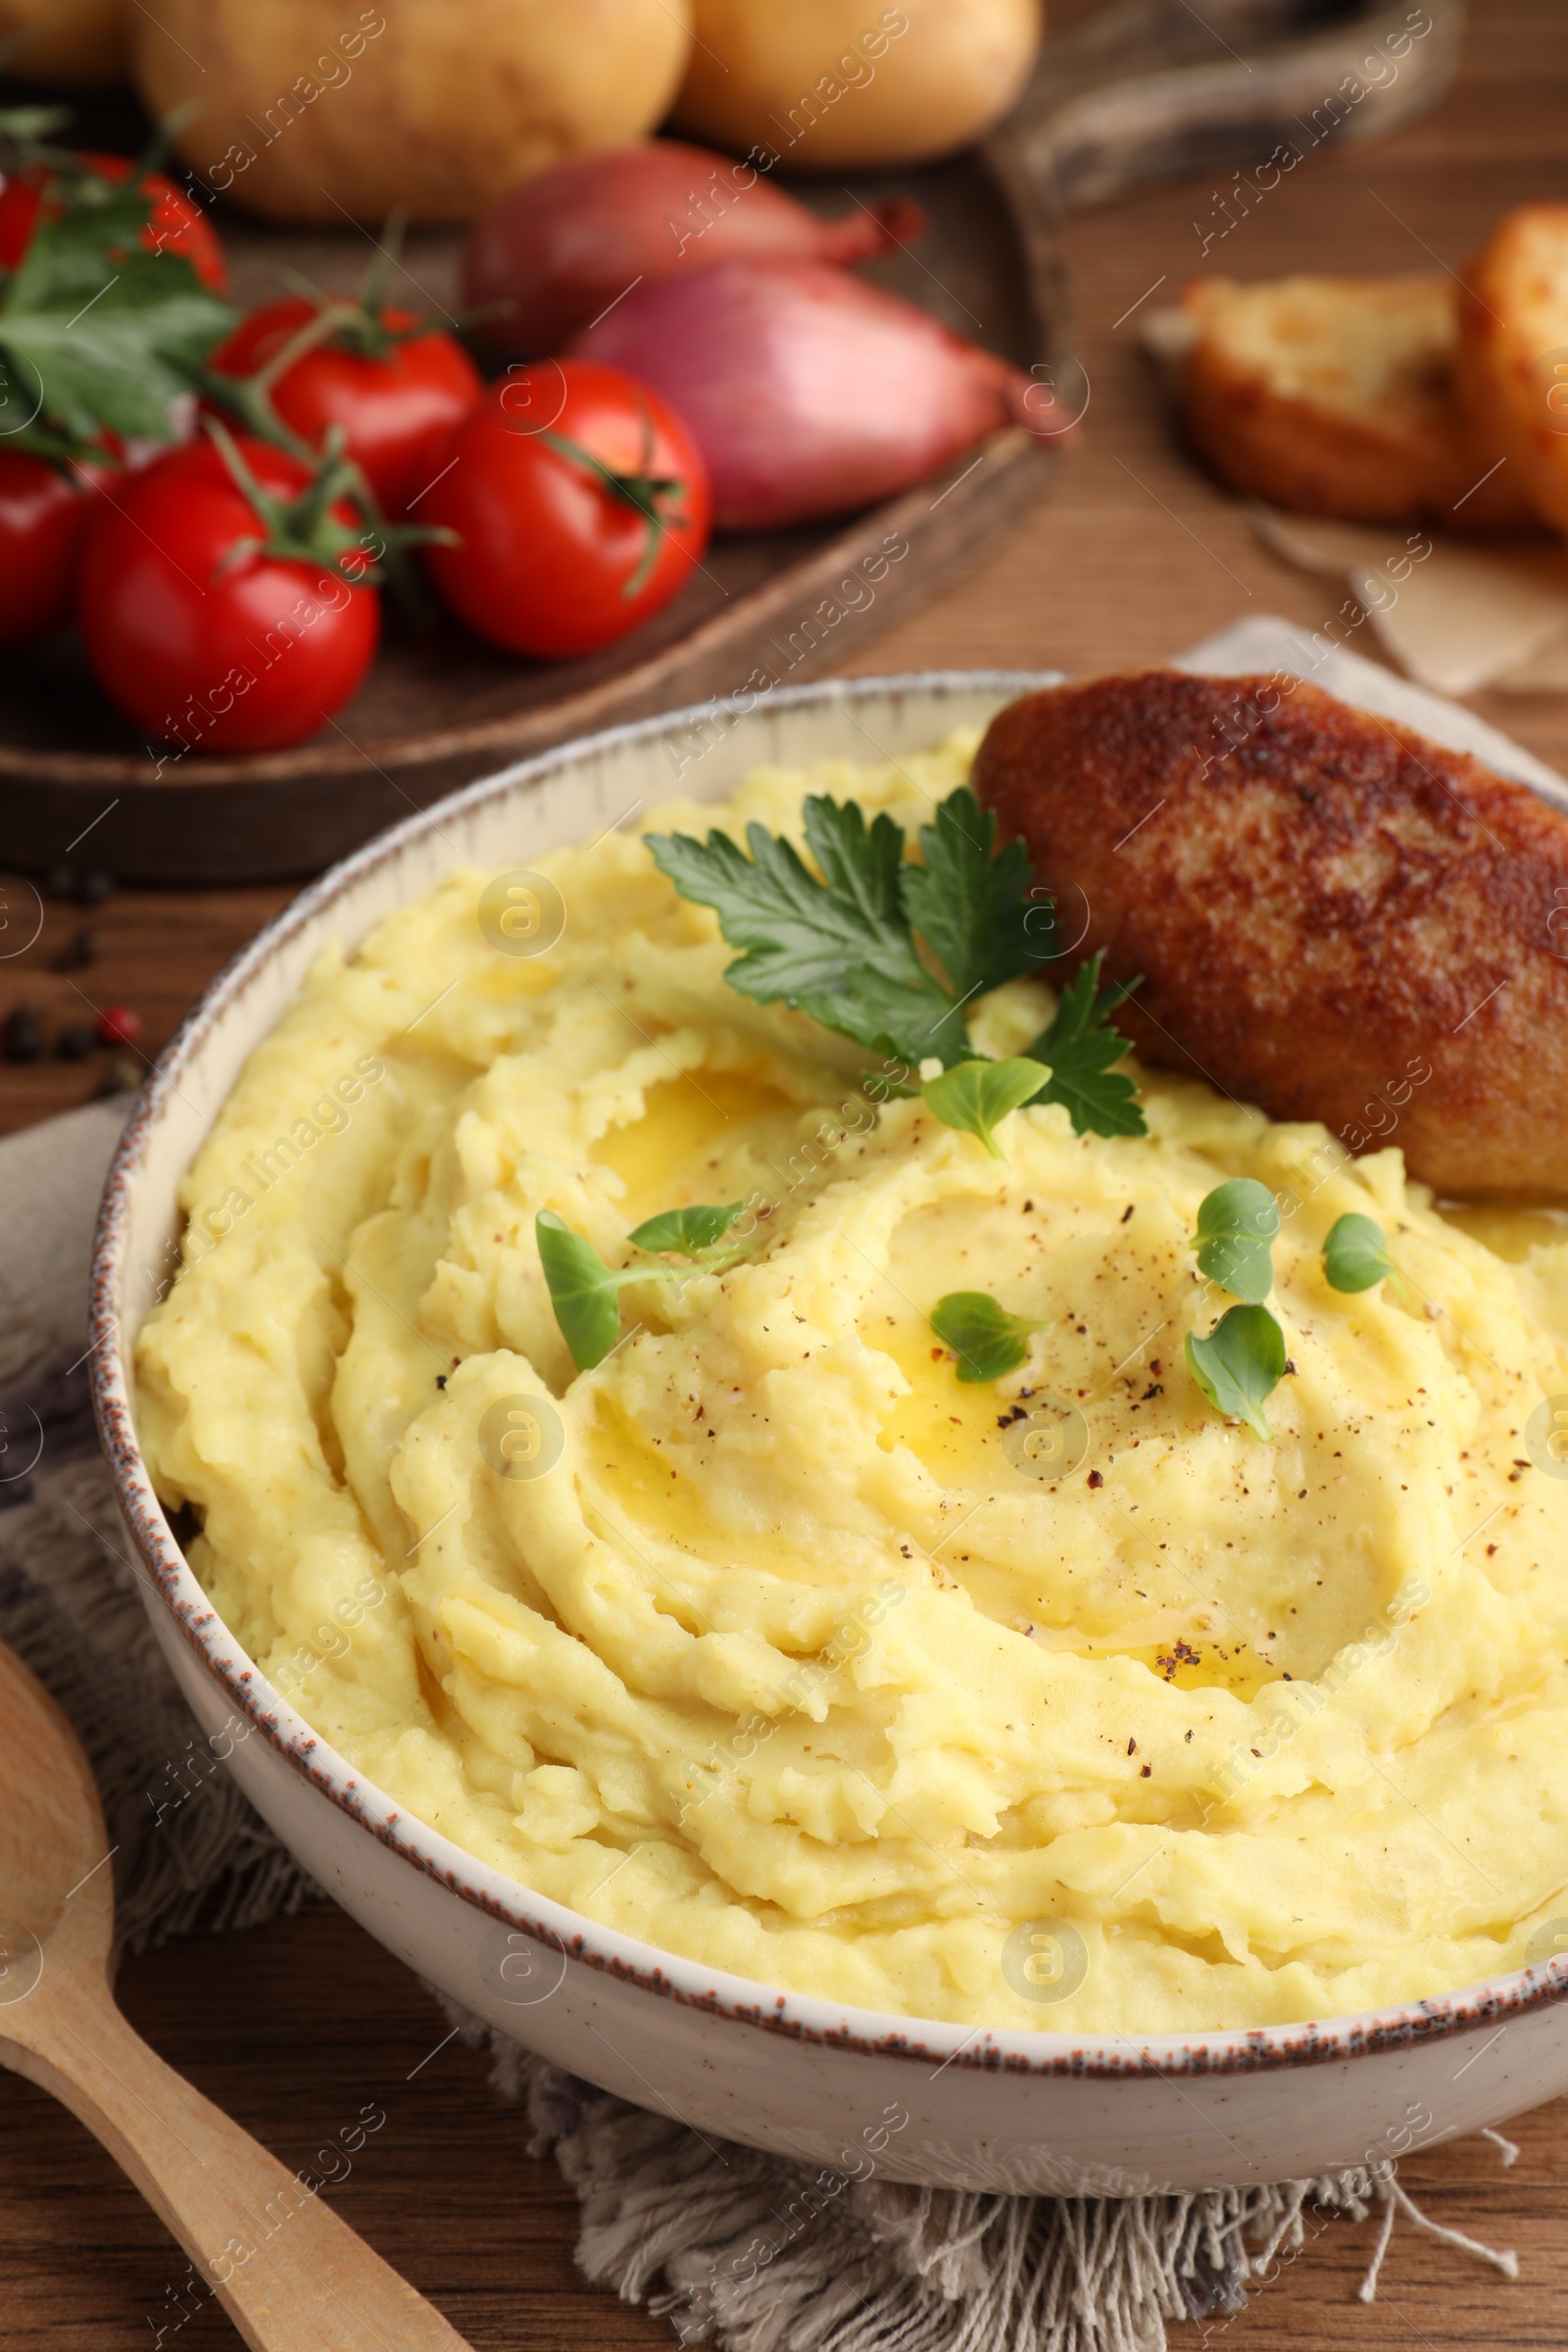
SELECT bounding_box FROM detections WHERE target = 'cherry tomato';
[77,435,379,754]
[421,360,711,661]
[0,450,109,645]
[0,151,228,294]
[208,297,480,516]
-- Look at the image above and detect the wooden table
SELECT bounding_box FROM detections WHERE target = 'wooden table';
[6,1,1568,2340]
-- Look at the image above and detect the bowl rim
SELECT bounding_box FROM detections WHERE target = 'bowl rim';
[89,664,1568,2082]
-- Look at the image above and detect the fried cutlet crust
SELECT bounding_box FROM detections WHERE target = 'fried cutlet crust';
[972,670,1568,1200]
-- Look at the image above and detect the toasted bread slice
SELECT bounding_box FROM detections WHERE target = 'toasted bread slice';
[974,669,1568,1200]
[1180,272,1535,534]
[1456,203,1568,534]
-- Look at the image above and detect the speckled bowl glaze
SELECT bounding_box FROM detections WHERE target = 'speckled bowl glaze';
[90,671,1568,2194]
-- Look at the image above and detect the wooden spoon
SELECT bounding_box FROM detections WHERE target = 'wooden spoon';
[0,1640,474,2350]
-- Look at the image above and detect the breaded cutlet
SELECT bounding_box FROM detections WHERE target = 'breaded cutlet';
[972,669,1568,1200]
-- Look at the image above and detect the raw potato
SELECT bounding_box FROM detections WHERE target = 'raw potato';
[131,0,694,224]
[0,0,128,83]
[1456,203,1568,535]
[673,0,1040,172]
[1179,273,1535,535]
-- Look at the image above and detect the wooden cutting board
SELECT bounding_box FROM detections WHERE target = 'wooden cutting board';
[0,0,1461,883]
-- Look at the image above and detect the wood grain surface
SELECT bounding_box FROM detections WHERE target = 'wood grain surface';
[5,1,1568,2341]
[0,1643,475,2351]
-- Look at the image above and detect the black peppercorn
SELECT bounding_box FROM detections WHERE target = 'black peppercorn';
[50,926,98,974]
[2,1004,43,1062]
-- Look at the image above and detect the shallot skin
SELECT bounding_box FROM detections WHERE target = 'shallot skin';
[463,141,925,355]
[566,257,1038,530]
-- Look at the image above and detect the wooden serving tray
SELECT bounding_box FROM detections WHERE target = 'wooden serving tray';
[0,0,1461,884]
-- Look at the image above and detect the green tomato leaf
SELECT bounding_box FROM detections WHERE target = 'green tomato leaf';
[1195,1178,1280,1303]
[1185,1303,1287,1440]
[1021,952,1147,1139]
[1322,1211,1396,1293]
[626,1201,746,1255]
[921,1056,1048,1158]
[930,1290,1045,1385]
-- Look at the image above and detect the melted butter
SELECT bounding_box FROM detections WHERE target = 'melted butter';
[1117,1638,1285,1702]
[593,1072,792,1226]
[587,1398,706,1552]
[868,1312,1021,1486]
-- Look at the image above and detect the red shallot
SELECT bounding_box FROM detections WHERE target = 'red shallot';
[566,258,1056,530]
[462,141,926,355]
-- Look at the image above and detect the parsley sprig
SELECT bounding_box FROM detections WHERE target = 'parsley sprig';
[1021,955,1145,1141]
[0,158,234,458]
[647,786,1147,1141]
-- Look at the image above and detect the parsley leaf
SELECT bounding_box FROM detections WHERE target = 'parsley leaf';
[901,789,1049,998]
[0,107,73,146]
[1022,953,1147,1139]
[648,785,1054,1075]
[922,1057,1047,1158]
[1322,1212,1396,1294]
[649,788,1143,1137]
[930,1290,1046,1384]
[648,800,963,1066]
[1185,1304,1286,1439]
[0,167,235,449]
[1195,1179,1279,1303]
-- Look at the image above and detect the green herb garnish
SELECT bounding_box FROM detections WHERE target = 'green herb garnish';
[922,1057,1046,1158]
[1185,1304,1286,1440]
[1322,1212,1396,1294]
[648,789,1145,1143]
[898,787,1050,1003]
[930,1290,1046,1384]
[648,787,1029,1070]
[537,1203,745,1373]
[0,163,235,455]
[626,1202,745,1255]
[1020,953,1146,1140]
[1195,1178,1279,1303]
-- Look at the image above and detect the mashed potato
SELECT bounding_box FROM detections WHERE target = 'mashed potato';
[136,735,1568,2033]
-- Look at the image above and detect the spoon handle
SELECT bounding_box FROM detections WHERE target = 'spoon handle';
[4,1973,473,2351]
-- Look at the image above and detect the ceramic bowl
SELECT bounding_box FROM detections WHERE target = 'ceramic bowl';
[91,671,1568,2195]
